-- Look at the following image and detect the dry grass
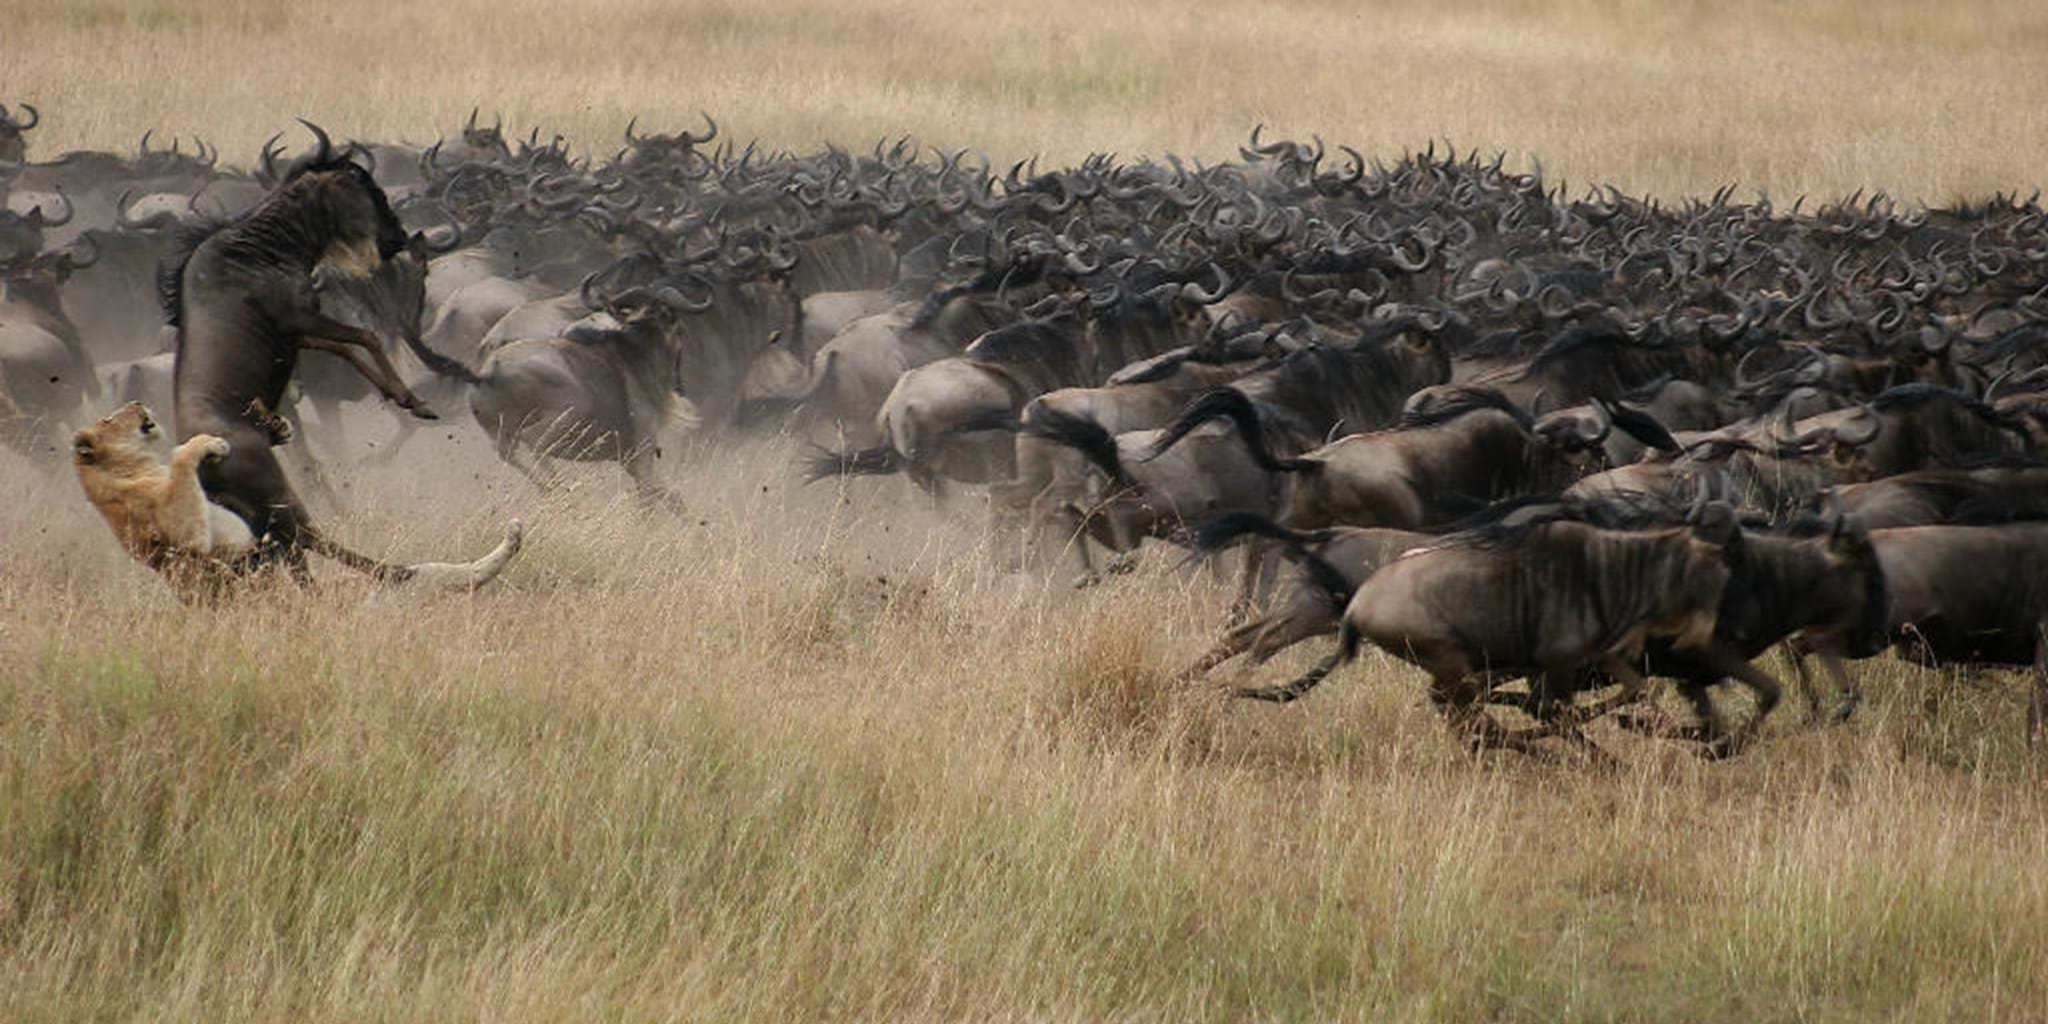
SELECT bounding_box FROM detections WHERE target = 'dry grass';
[6,0,2048,201]
[3,417,2047,1022]
[8,1,2048,1019]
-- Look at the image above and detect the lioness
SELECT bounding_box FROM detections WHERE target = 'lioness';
[73,401,255,600]
[75,401,526,602]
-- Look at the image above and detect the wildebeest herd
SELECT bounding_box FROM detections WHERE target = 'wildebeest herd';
[5,102,2047,758]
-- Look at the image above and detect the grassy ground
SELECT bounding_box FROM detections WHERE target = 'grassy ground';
[3,418,2046,1022]
[6,0,2047,202]
[8,1,2048,1019]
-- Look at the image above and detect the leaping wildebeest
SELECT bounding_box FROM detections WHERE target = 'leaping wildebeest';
[166,121,522,587]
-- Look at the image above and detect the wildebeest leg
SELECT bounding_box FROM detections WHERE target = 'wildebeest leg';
[272,401,344,513]
[271,300,432,417]
[486,423,559,494]
[297,334,436,420]
[623,444,685,514]
[1816,655,1860,723]
[1177,621,1259,681]
[1552,657,1657,727]
[1683,645,1785,759]
[1235,650,1342,703]
[2032,622,2048,749]
[1429,672,1550,755]
[1224,543,1265,628]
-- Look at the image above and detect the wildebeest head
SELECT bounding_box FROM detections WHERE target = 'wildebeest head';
[1748,500,1890,659]
[277,121,408,275]
[0,188,70,264]
[0,237,94,318]
[0,102,36,165]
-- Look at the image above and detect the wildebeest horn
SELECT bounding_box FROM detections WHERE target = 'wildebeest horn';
[296,118,334,164]
[682,111,718,147]
[57,233,98,271]
[657,272,717,313]
[1982,368,2014,405]
[465,107,479,133]
[1832,407,1881,448]
[1180,264,1233,304]
[40,187,73,227]
[346,140,376,173]
[1579,397,1613,445]
[138,129,153,157]
[418,222,462,254]
[1732,346,1773,390]
[9,103,35,131]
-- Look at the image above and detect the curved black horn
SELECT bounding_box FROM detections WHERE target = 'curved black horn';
[1579,396,1614,445]
[1180,264,1233,304]
[1831,407,1881,448]
[296,118,334,164]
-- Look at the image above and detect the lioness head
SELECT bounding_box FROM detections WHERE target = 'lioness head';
[73,401,161,466]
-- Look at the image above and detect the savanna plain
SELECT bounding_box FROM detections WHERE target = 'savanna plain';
[6,0,2048,1020]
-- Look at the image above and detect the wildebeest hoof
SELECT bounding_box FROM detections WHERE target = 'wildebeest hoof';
[1103,552,1139,576]
[407,404,440,421]
[1071,572,1102,590]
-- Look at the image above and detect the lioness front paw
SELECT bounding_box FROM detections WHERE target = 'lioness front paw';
[243,399,293,445]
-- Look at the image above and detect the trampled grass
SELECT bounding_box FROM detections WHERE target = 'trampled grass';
[7,1,2048,1019]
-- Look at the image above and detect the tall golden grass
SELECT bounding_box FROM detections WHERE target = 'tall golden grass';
[4,423,2047,1021]
[6,1,2048,1019]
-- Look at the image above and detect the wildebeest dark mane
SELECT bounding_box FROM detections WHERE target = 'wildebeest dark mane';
[1430,493,1689,551]
[1969,322,2048,365]
[910,258,1044,328]
[1867,381,2000,419]
[1511,318,1635,380]
[965,318,1086,378]
[158,160,400,329]
[1237,336,1431,427]
[1393,386,1529,431]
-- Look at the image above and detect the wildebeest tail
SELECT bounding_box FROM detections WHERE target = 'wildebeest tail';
[1146,387,1309,473]
[1023,405,1126,484]
[1193,513,1355,610]
[403,334,482,385]
[1611,401,1682,453]
[800,442,902,483]
[1336,618,1366,663]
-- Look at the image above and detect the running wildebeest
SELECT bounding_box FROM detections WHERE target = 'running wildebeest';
[166,121,521,586]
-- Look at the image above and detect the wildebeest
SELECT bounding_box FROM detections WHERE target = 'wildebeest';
[1263,388,1640,532]
[408,278,712,510]
[1174,513,1429,684]
[1798,522,2048,745]
[167,123,517,585]
[0,243,99,457]
[1827,458,2048,529]
[0,101,37,165]
[1244,503,1748,753]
